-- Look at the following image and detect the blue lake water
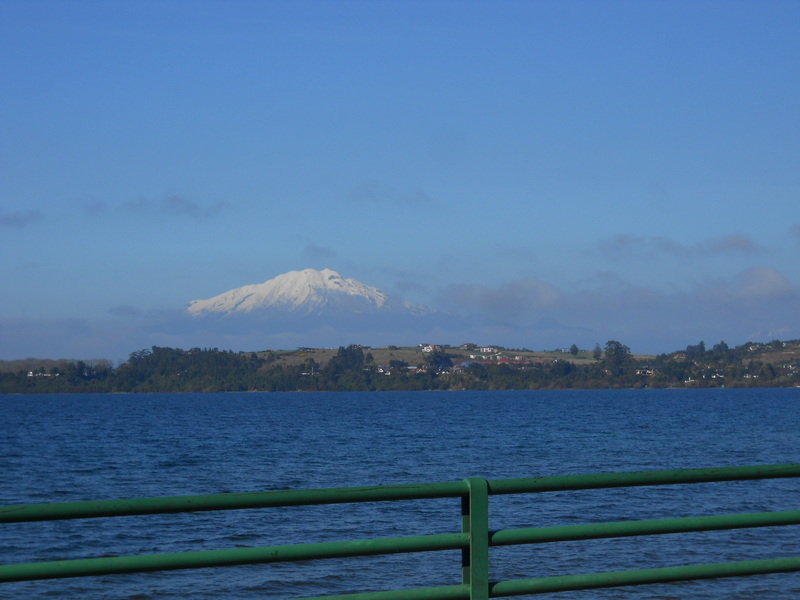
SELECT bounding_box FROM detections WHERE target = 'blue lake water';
[1,388,799,599]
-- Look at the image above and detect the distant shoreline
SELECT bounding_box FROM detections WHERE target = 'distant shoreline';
[1,340,798,394]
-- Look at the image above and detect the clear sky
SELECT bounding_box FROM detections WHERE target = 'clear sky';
[2,0,798,360]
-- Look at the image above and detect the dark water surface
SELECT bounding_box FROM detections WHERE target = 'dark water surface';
[2,388,799,599]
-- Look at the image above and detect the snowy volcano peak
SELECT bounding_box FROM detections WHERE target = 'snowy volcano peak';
[263,268,388,309]
[186,268,417,316]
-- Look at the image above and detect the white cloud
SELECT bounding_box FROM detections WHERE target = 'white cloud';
[433,266,799,353]
[108,305,144,317]
[121,195,223,218]
[0,210,45,228]
[438,278,564,322]
[734,267,796,300]
[594,233,763,261]
[350,180,436,207]
[2,266,798,360]
[0,317,125,360]
[302,244,338,261]
[707,233,761,254]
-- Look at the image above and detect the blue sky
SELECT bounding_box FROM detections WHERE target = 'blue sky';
[2,0,798,360]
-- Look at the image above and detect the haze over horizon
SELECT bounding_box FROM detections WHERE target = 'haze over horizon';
[2,1,798,361]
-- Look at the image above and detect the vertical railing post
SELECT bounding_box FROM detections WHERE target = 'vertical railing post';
[461,477,489,600]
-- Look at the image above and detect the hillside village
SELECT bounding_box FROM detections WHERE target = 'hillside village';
[267,339,800,384]
[3,338,798,393]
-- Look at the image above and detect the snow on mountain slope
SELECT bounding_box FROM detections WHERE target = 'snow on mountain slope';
[186,268,430,316]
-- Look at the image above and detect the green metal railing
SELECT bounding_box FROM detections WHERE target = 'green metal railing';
[2,463,800,598]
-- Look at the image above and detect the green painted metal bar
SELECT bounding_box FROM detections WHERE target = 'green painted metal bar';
[0,532,468,583]
[490,509,800,546]
[0,481,468,524]
[247,557,800,600]
[2,463,799,599]
[488,556,800,596]
[486,463,800,496]
[5,509,797,585]
[461,478,489,600]
[4,463,800,524]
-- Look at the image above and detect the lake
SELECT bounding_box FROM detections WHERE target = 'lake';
[1,388,799,599]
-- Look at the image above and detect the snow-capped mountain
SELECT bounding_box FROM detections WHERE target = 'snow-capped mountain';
[186,268,431,317]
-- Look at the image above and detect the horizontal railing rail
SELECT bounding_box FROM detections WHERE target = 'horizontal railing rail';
[2,463,799,598]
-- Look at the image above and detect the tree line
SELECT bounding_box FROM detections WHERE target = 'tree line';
[1,339,797,394]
